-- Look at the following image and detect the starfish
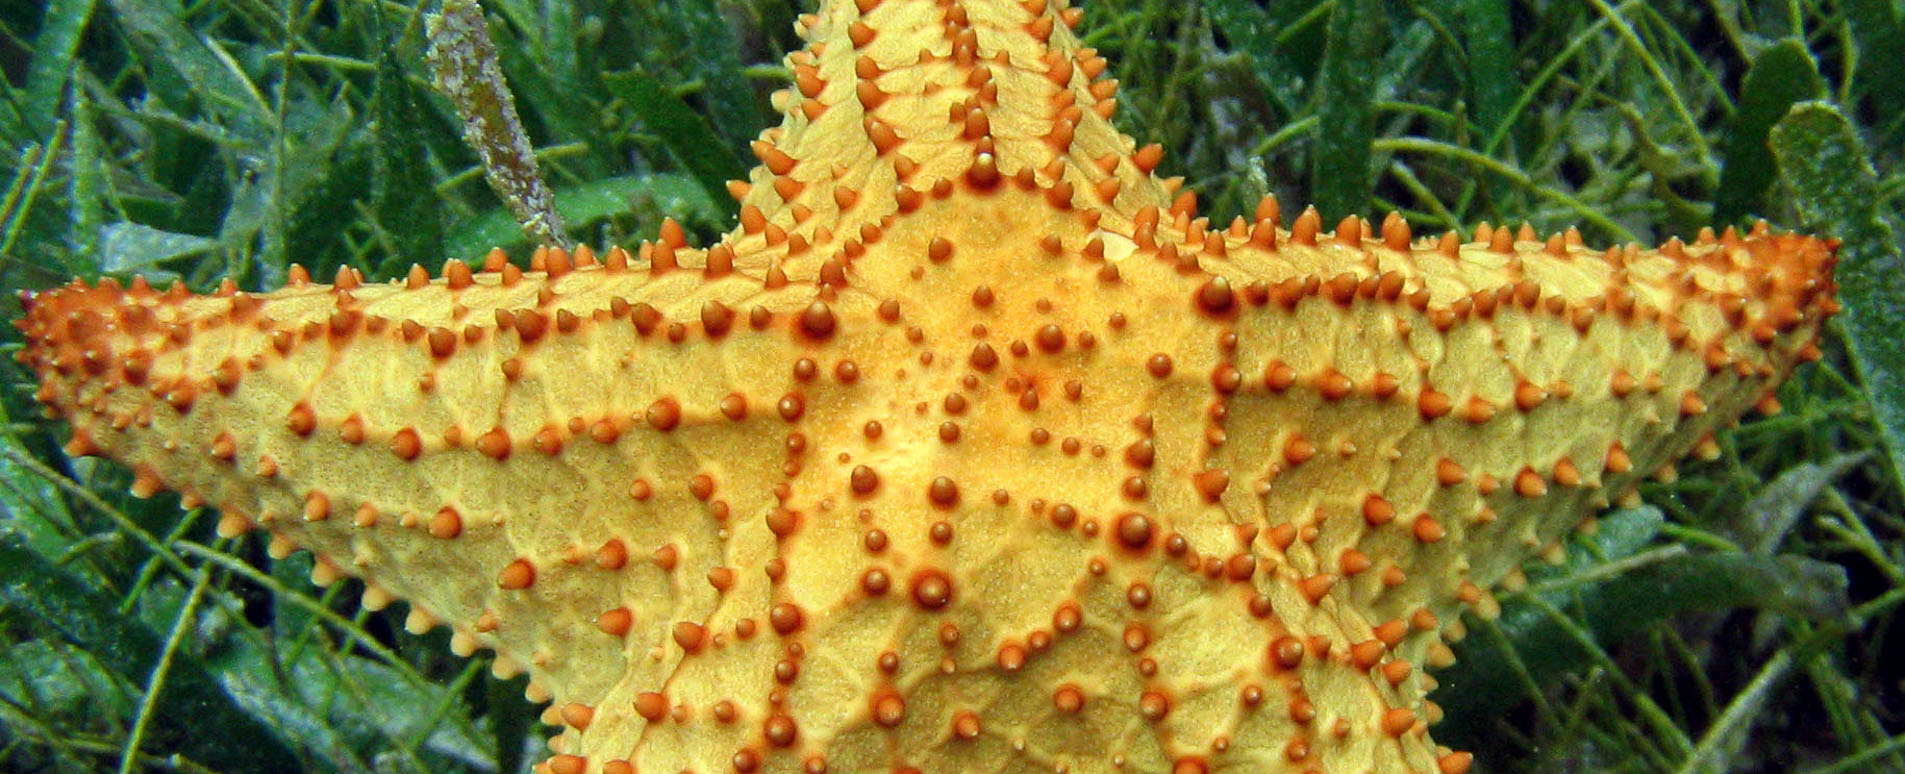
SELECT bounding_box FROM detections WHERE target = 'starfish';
[16,1,1839,772]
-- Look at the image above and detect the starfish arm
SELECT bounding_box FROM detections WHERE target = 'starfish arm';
[16,252,838,711]
[1190,212,1838,633]
[729,0,1174,284]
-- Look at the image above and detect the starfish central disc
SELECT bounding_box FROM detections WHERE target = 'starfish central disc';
[15,1,1837,773]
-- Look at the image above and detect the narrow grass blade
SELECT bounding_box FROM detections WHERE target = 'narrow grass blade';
[1714,40,1825,224]
[1772,103,1905,491]
[1310,0,1383,220]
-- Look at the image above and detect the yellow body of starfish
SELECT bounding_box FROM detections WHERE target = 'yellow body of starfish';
[16,1,1837,772]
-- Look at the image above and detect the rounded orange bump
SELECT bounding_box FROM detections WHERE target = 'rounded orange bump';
[1351,639,1385,670]
[645,398,681,431]
[1463,396,1496,424]
[1439,751,1476,774]
[850,465,879,494]
[1554,458,1582,487]
[532,427,562,456]
[1139,691,1171,722]
[861,568,891,596]
[390,428,422,460]
[870,691,907,727]
[1363,494,1396,525]
[428,507,463,539]
[1514,468,1548,498]
[997,643,1027,671]
[1116,513,1154,549]
[1131,143,1164,172]
[928,476,959,507]
[1288,695,1317,724]
[498,558,535,590]
[1053,684,1085,713]
[769,603,804,634]
[596,607,633,637]
[1147,353,1173,378]
[559,703,593,731]
[287,403,316,436]
[1284,435,1317,465]
[952,710,982,739]
[799,301,837,338]
[1515,381,1549,411]
[547,755,586,774]
[673,621,707,652]
[778,393,805,421]
[1414,515,1447,542]
[476,427,511,460]
[595,538,627,569]
[1317,369,1352,401]
[1419,389,1452,419]
[764,715,799,747]
[1605,443,1634,474]
[1328,549,1368,579]
[1192,469,1230,501]
[1211,364,1243,393]
[1298,574,1337,604]
[1680,391,1708,416]
[303,491,330,522]
[1197,276,1235,314]
[1382,707,1418,737]
[1271,636,1305,668]
[911,569,954,610]
[635,692,668,721]
[1436,457,1467,486]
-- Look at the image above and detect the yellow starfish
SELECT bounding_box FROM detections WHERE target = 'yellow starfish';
[16,0,1838,772]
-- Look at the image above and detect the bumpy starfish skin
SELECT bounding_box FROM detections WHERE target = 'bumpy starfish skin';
[17,1,1838,773]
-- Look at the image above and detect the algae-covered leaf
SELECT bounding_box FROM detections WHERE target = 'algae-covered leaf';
[1773,102,1905,491]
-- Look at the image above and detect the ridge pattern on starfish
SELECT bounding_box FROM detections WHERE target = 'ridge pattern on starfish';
[16,0,1837,772]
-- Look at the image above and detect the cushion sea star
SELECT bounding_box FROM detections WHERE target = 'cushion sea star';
[15,0,1838,772]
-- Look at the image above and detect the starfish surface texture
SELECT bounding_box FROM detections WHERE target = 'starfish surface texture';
[16,1,1839,772]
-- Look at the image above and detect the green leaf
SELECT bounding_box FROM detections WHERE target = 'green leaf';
[0,531,300,771]
[1458,0,1517,145]
[1843,0,1905,133]
[371,42,446,276]
[1457,0,1521,211]
[1772,102,1905,492]
[23,0,98,139]
[1310,0,1384,220]
[1727,453,1870,554]
[1201,0,1304,114]
[652,0,763,156]
[95,221,215,274]
[605,70,748,215]
[1714,40,1826,224]
[444,173,720,260]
